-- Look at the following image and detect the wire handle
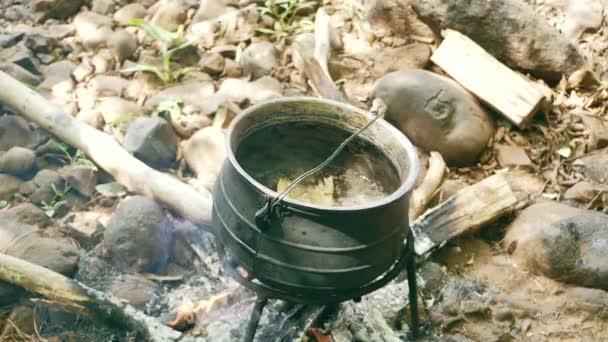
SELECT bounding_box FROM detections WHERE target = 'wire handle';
[271,98,387,207]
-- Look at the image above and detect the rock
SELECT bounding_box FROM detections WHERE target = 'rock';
[30,0,84,21]
[59,211,104,248]
[106,273,159,310]
[25,32,55,54]
[91,48,115,73]
[0,43,38,74]
[192,0,233,22]
[0,62,42,86]
[495,145,533,168]
[373,69,495,166]
[504,169,545,203]
[0,147,36,177]
[419,262,446,293]
[88,75,129,97]
[365,0,434,40]
[74,11,114,50]
[48,24,76,40]
[8,234,81,276]
[144,81,215,111]
[562,0,604,40]
[96,97,142,125]
[6,202,52,228]
[504,201,608,290]
[240,41,278,79]
[72,60,94,83]
[150,1,187,31]
[200,76,282,115]
[77,109,105,129]
[91,0,116,15]
[0,216,38,251]
[183,126,226,190]
[575,112,608,151]
[114,3,147,26]
[199,52,225,75]
[109,29,137,62]
[576,147,608,183]
[19,169,65,204]
[122,117,179,169]
[223,58,241,77]
[564,181,605,202]
[65,166,97,198]
[103,196,173,273]
[0,174,24,201]
[0,32,25,49]
[410,0,585,83]
[371,43,431,77]
[38,60,76,96]
[0,115,38,151]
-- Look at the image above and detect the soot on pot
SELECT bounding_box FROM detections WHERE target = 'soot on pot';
[235,122,402,207]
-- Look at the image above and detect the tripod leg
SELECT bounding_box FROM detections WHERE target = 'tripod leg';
[406,229,419,338]
[244,297,268,342]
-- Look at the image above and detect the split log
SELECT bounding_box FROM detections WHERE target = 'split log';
[0,253,182,342]
[408,151,446,223]
[0,71,214,228]
[431,29,545,128]
[293,9,345,102]
[412,173,518,256]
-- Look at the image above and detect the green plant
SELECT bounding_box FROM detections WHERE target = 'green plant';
[151,98,184,123]
[108,112,143,134]
[121,18,197,83]
[58,142,98,171]
[40,182,72,218]
[257,0,316,39]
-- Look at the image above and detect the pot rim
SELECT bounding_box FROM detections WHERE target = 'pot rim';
[225,96,420,212]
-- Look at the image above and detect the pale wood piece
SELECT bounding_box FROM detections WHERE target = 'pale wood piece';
[412,173,518,256]
[408,151,446,224]
[0,71,214,228]
[431,29,545,128]
[0,253,182,342]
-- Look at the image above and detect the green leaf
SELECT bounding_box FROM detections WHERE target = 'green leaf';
[171,66,199,81]
[257,28,277,35]
[121,64,166,82]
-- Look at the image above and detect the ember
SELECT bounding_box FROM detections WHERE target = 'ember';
[169,291,232,328]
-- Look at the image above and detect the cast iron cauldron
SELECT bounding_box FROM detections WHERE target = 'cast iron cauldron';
[212,97,419,304]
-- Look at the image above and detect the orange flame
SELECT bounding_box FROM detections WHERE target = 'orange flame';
[169,292,231,327]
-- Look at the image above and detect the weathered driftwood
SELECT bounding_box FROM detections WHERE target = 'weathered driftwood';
[0,71,214,228]
[431,29,545,128]
[408,151,446,223]
[0,253,182,342]
[412,173,518,256]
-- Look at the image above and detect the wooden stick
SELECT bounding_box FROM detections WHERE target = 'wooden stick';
[408,151,446,223]
[0,71,214,228]
[431,29,545,128]
[0,253,182,342]
[412,173,518,256]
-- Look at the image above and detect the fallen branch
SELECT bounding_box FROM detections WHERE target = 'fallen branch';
[412,173,518,256]
[0,253,182,342]
[408,151,446,223]
[0,71,213,228]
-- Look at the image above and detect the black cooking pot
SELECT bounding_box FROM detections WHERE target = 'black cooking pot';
[212,97,419,304]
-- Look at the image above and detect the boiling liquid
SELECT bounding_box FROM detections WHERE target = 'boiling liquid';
[236,122,402,207]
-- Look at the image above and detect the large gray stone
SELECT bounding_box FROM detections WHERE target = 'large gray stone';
[504,201,608,290]
[144,81,215,111]
[114,3,147,26]
[0,43,38,74]
[122,117,179,169]
[6,202,52,228]
[240,41,278,79]
[410,0,585,83]
[74,11,114,50]
[106,273,159,310]
[109,29,137,62]
[0,174,24,201]
[150,1,187,31]
[19,169,65,204]
[0,147,36,177]
[30,0,84,21]
[7,234,81,276]
[103,196,172,273]
[373,69,495,166]
[0,63,42,86]
[0,116,38,151]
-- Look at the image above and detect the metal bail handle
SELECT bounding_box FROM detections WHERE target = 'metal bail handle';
[253,99,387,231]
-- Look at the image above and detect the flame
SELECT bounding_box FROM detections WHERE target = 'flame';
[169,292,231,327]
